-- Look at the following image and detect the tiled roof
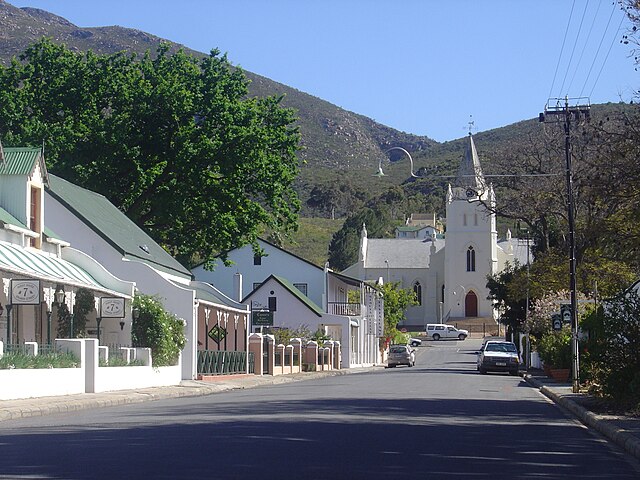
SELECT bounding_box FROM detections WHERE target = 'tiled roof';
[46,175,192,279]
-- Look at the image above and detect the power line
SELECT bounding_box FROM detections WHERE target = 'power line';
[548,0,577,100]
[587,11,627,98]
[558,0,590,96]
[566,0,601,94]
[579,2,619,97]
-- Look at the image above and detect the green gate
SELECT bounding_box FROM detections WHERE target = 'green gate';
[197,350,254,375]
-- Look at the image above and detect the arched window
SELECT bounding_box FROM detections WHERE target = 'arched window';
[413,281,422,306]
[466,246,476,272]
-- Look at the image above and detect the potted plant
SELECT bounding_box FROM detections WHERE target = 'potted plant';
[537,329,572,382]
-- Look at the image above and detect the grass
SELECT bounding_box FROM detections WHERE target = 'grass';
[0,351,80,369]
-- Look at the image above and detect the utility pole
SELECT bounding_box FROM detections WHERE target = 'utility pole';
[539,96,590,394]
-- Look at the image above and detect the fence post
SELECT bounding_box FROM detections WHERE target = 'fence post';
[305,340,318,371]
[290,338,302,373]
[248,333,263,376]
[333,341,341,369]
[0,340,3,359]
[324,341,334,370]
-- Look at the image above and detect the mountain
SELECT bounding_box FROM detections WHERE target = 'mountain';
[0,0,437,198]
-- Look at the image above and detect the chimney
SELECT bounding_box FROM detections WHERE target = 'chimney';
[234,272,243,302]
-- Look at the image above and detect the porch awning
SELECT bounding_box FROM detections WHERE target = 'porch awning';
[0,241,122,296]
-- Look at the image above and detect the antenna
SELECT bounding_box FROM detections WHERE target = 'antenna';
[464,115,478,135]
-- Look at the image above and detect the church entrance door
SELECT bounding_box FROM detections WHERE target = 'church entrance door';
[465,291,478,317]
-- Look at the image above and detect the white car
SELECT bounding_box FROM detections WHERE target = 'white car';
[409,337,422,347]
[477,340,520,375]
[425,324,469,341]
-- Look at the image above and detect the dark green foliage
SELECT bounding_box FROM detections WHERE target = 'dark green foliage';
[537,327,572,369]
[582,289,640,408]
[328,206,393,271]
[378,282,417,343]
[56,287,94,338]
[0,38,301,268]
[131,294,186,367]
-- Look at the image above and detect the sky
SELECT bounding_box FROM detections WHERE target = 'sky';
[9,0,639,142]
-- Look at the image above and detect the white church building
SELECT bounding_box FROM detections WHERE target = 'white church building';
[342,133,530,330]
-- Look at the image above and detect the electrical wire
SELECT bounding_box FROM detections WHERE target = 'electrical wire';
[579,1,618,97]
[558,0,590,96]
[566,0,601,94]
[587,11,627,98]
[548,0,577,101]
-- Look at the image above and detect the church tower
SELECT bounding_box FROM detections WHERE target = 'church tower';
[443,133,497,320]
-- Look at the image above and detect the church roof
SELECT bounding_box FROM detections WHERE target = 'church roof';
[497,237,533,265]
[364,238,444,269]
[456,134,484,191]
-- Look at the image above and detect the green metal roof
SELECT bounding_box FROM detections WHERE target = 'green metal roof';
[0,147,45,177]
[46,175,192,279]
[270,275,324,316]
[0,206,27,229]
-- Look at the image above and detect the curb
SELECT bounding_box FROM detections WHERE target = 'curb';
[523,374,640,460]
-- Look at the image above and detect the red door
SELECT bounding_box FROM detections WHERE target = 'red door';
[465,291,478,317]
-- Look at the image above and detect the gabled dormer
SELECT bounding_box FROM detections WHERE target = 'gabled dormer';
[0,145,49,249]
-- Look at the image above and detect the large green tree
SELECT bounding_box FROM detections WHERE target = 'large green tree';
[0,38,300,267]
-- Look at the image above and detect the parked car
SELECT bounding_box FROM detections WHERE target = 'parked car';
[387,345,416,368]
[425,324,469,341]
[477,340,520,375]
[409,337,422,347]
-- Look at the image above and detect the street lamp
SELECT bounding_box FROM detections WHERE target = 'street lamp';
[374,147,419,178]
[384,259,390,283]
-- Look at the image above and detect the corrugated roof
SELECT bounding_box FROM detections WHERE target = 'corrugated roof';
[0,147,44,176]
[244,274,323,317]
[364,238,443,269]
[0,241,126,296]
[46,175,192,279]
[0,207,27,229]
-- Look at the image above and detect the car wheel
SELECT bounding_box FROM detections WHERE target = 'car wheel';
[509,370,518,376]
[479,367,487,374]
[411,341,419,347]
[458,334,467,341]
[388,364,396,368]
[432,333,440,341]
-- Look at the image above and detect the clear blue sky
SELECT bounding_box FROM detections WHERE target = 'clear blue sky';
[10,0,638,142]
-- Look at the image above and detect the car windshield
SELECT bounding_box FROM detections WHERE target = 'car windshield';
[485,343,517,353]
[390,346,406,353]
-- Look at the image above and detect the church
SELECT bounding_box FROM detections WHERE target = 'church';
[342,133,530,331]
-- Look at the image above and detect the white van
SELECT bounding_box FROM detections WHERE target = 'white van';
[425,324,469,341]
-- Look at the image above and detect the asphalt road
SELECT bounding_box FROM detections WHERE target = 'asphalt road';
[0,338,638,479]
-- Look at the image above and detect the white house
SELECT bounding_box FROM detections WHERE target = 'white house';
[343,133,531,330]
[192,238,384,367]
[0,147,135,347]
[45,174,250,380]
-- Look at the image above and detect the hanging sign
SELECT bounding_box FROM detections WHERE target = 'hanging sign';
[11,279,41,305]
[100,297,125,318]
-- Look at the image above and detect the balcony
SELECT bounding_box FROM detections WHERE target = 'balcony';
[327,302,361,316]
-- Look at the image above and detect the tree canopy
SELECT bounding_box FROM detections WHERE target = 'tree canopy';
[0,38,301,267]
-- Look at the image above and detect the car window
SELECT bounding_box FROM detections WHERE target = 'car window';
[390,346,406,353]
[447,327,456,332]
[436,326,444,330]
[485,343,517,352]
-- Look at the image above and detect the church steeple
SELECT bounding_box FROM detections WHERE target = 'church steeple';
[456,133,485,193]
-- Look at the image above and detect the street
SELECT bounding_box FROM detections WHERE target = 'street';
[0,338,638,479]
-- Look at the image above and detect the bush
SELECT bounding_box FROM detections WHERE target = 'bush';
[537,328,571,369]
[131,294,186,367]
[0,352,79,369]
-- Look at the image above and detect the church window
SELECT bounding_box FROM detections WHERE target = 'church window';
[413,281,422,306]
[466,246,476,272]
[463,214,467,226]
[474,213,478,226]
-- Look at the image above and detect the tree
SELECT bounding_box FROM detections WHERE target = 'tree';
[55,287,94,338]
[0,38,301,268]
[379,281,417,344]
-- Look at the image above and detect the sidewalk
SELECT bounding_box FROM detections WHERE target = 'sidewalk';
[0,367,380,423]
[523,370,640,460]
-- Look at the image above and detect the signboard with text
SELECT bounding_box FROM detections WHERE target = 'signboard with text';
[252,310,273,326]
[11,279,41,305]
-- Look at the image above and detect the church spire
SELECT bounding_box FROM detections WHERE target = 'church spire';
[456,133,485,193]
